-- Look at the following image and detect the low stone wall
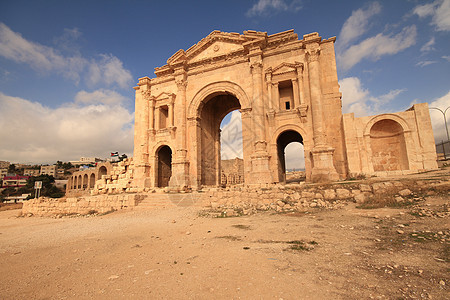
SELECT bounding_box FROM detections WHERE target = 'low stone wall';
[22,194,145,217]
[22,178,449,217]
[198,179,449,215]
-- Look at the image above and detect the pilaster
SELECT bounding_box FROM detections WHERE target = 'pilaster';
[305,39,339,182]
[248,50,272,184]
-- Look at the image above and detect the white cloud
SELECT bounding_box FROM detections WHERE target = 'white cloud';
[339,77,369,113]
[413,0,450,31]
[74,89,127,105]
[0,23,132,88]
[420,37,436,52]
[337,2,381,50]
[443,55,450,62]
[339,77,406,117]
[0,92,134,164]
[426,90,450,141]
[284,142,305,171]
[338,25,417,71]
[88,54,132,89]
[416,60,438,67]
[246,0,302,17]
[221,110,243,160]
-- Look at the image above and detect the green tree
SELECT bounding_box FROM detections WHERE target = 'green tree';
[25,175,64,198]
[7,164,16,173]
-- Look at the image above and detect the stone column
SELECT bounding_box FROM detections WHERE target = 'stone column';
[187,117,201,189]
[169,77,190,190]
[149,98,155,130]
[266,73,273,111]
[272,82,280,111]
[297,65,305,105]
[306,47,339,182]
[248,49,273,184]
[168,102,174,127]
[155,107,160,130]
[292,78,300,109]
[215,128,221,186]
[132,77,152,189]
[240,108,253,185]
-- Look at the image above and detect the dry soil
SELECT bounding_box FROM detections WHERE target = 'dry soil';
[0,196,448,299]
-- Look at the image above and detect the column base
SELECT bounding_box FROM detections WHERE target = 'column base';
[249,152,273,184]
[133,164,152,188]
[310,146,339,183]
[168,160,190,191]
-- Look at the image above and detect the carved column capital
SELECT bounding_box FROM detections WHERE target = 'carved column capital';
[176,79,187,90]
[141,90,152,100]
[306,48,321,63]
[239,107,252,119]
[250,61,263,72]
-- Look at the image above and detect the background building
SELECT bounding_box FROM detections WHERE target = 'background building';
[0,161,10,169]
[2,175,29,187]
[24,169,40,176]
[40,165,56,177]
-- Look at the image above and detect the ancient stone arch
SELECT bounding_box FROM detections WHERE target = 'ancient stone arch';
[132,29,438,190]
[270,124,312,182]
[188,81,251,119]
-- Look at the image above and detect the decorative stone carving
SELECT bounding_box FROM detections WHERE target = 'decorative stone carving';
[129,29,437,190]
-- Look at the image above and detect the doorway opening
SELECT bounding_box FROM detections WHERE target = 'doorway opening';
[277,130,305,183]
[157,145,172,187]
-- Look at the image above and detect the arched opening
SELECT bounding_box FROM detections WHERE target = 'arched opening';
[98,166,107,179]
[89,173,95,189]
[156,145,172,187]
[83,174,88,190]
[277,130,305,183]
[198,93,241,186]
[73,176,77,190]
[370,119,409,171]
[78,175,82,189]
[220,110,244,186]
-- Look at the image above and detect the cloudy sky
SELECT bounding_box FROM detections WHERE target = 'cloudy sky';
[1,1,449,169]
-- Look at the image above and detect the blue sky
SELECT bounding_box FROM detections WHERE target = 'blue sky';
[0,0,449,166]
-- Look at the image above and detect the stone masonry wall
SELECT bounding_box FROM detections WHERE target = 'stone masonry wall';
[22,177,449,217]
[22,194,145,217]
[199,179,449,216]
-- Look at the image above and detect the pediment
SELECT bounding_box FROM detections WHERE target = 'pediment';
[166,30,266,67]
[188,40,245,63]
[270,62,301,76]
[153,92,175,101]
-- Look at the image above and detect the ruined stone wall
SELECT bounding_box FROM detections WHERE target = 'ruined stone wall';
[23,175,448,217]
[22,194,145,217]
[342,103,438,177]
[220,158,244,185]
[92,158,135,194]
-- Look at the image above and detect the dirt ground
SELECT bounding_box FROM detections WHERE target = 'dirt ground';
[0,195,448,299]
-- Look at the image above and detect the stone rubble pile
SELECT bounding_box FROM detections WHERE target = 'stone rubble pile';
[92,159,135,195]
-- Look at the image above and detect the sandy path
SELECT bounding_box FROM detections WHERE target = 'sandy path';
[0,200,448,299]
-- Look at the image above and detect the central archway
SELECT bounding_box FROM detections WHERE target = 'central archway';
[199,93,242,186]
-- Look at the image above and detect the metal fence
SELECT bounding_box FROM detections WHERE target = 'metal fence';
[436,140,450,161]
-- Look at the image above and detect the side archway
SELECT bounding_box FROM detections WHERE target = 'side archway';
[155,145,173,187]
[271,124,310,183]
[368,118,409,171]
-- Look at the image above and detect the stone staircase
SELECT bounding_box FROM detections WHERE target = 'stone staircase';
[134,192,204,210]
